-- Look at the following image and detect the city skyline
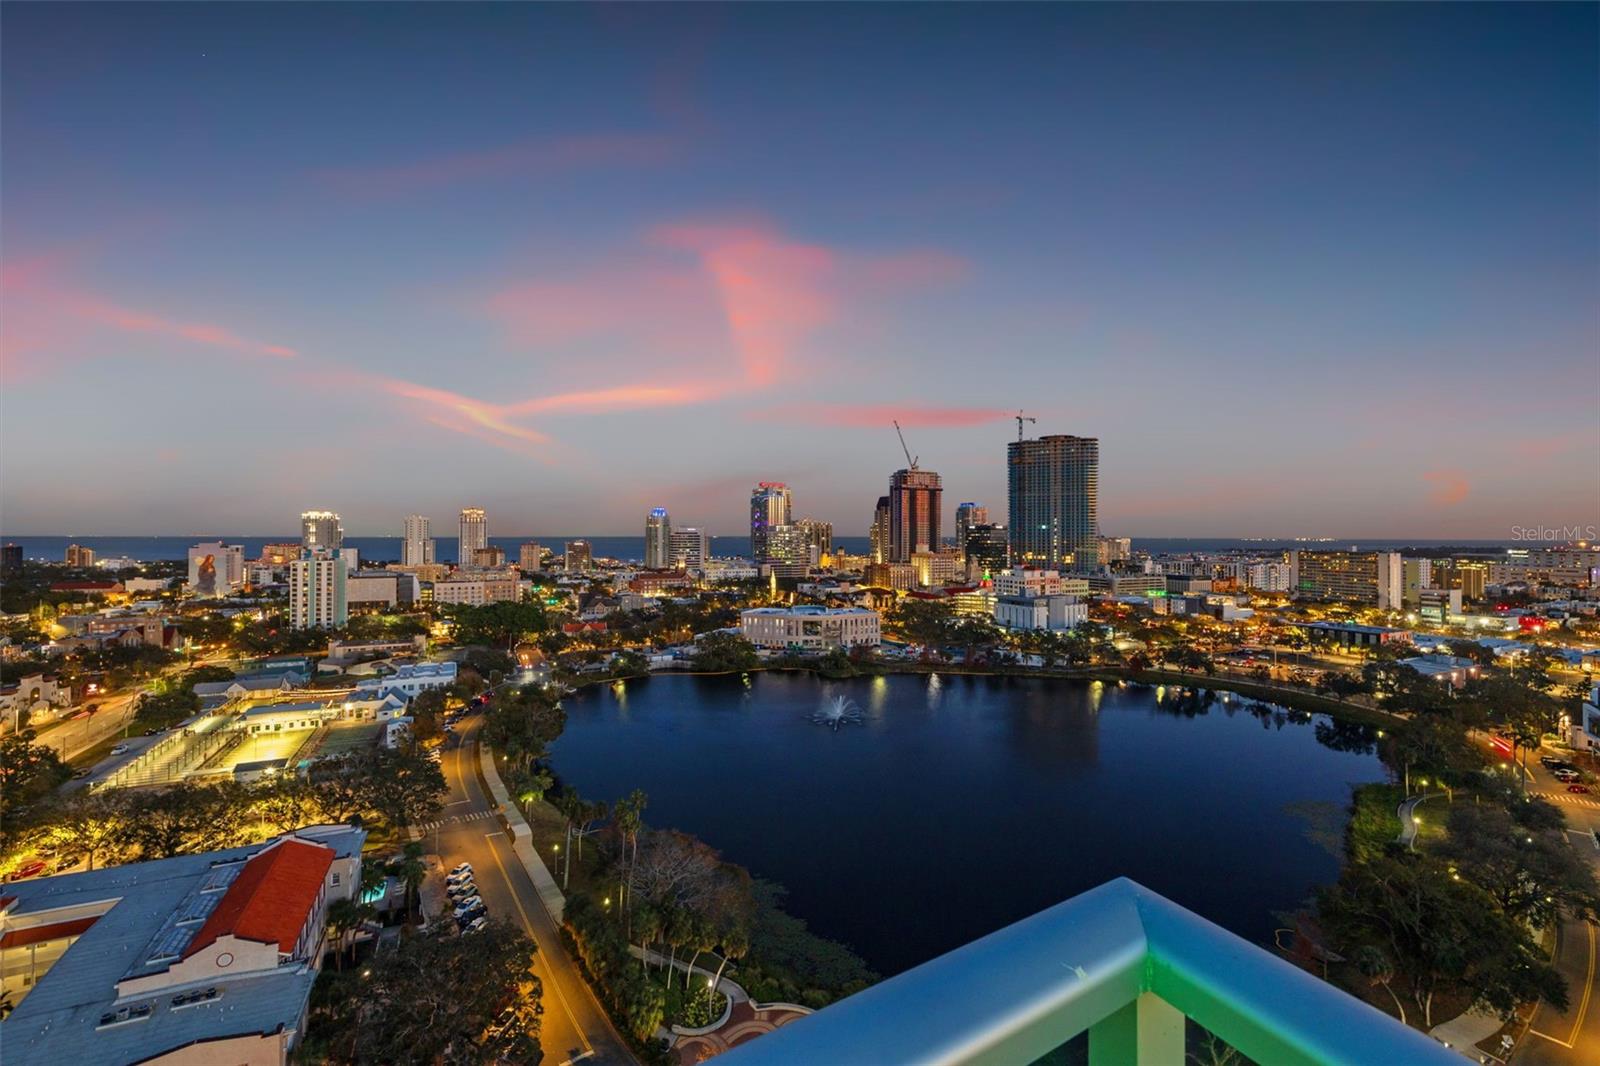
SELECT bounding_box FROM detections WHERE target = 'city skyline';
[3,4,1596,539]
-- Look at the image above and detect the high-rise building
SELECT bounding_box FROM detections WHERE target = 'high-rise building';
[64,544,95,568]
[669,528,711,570]
[471,546,506,568]
[187,541,246,598]
[1008,434,1099,572]
[795,518,833,559]
[1096,536,1132,566]
[565,540,593,572]
[300,510,343,552]
[750,483,792,562]
[458,508,487,563]
[261,542,302,565]
[870,496,891,564]
[519,541,544,571]
[955,503,988,556]
[1289,550,1402,610]
[402,514,435,566]
[763,525,814,578]
[965,523,1011,579]
[289,550,348,629]
[645,508,671,568]
[889,468,942,562]
[1,543,21,575]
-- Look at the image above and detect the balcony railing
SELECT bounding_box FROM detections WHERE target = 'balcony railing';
[720,877,1457,1066]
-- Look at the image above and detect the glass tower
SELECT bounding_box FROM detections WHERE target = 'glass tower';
[1007,435,1098,572]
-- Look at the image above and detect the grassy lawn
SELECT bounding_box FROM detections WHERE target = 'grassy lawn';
[520,795,610,900]
[1347,782,1405,863]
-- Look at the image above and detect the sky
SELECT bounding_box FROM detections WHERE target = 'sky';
[2,4,1596,539]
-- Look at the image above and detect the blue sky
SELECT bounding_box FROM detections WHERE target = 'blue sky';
[3,4,1595,538]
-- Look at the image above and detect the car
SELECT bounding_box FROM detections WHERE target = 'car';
[453,899,485,921]
[447,881,477,900]
[446,872,476,888]
[450,862,472,875]
[10,860,48,881]
[447,867,474,882]
[1541,756,1561,769]
[72,767,92,779]
[1569,784,1591,794]
[1554,769,1581,782]
[109,744,130,756]
[462,916,488,933]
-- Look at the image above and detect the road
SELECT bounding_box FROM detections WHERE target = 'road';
[426,715,634,1066]
[1513,755,1600,1066]
[33,690,142,761]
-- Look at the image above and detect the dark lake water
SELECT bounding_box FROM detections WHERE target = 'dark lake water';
[550,672,1385,976]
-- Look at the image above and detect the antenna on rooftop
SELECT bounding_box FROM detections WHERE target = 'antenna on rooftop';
[1014,410,1037,441]
[893,420,919,470]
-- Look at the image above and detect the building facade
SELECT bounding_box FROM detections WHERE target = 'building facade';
[518,541,544,571]
[955,503,988,556]
[964,524,1011,580]
[645,508,671,569]
[64,544,96,568]
[401,514,434,566]
[762,524,813,578]
[1008,434,1099,572]
[187,541,246,598]
[300,511,343,552]
[288,550,348,629]
[432,572,518,606]
[458,508,487,563]
[564,540,593,572]
[740,605,881,650]
[1290,550,1403,610]
[889,468,942,562]
[668,528,711,570]
[870,496,891,564]
[749,483,792,562]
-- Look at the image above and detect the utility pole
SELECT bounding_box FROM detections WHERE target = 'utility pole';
[1014,410,1036,441]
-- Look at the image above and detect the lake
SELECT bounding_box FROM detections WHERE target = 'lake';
[550,671,1385,976]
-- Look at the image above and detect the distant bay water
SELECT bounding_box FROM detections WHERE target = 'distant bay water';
[0,533,1515,565]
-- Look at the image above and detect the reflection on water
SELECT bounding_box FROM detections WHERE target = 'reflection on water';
[554,672,1384,975]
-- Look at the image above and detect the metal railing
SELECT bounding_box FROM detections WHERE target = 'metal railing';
[720,878,1457,1066]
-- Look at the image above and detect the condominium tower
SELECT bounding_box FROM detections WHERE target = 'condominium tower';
[888,468,942,563]
[300,510,343,552]
[669,527,711,570]
[289,550,348,629]
[1007,435,1099,572]
[645,508,671,569]
[401,514,435,566]
[750,483,792,562]
[458,508,487,564]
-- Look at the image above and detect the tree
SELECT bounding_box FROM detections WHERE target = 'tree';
[120,782,250,860]
[1353,945,1407,1025]
[309,755,369,824]
[324,896,374,972]
[388,841,428,922]
[254,777,318,834]
[1379,717,1477,796]
[363,748,447,832]
[481,686,566,775]
[891,600,955,652]
[408,688,446,743]
[1319,854,1567,1028]
[1316,672,1371,702]
[0,730,71,812]
[46,791,128,871]
[451,601,549,649]
[1439,804,1600,928]
[691,632,759,673]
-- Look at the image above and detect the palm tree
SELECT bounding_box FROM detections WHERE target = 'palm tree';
[707,927,749,1004]
[387,842,426,923]
[1353,945,1406,1024]
[325,897,363,972]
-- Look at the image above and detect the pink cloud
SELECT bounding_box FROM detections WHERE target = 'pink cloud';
[750,403,1016,428]
[312,133,674,196]
[1423,468,1471,506]
[1,255,297,383]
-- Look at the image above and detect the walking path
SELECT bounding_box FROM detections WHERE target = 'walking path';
[1397,792,1445,849]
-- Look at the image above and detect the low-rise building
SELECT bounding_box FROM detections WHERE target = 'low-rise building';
[0,826,365,1066]
[352,661,457,702]
[431,571,518,606]
[740,606,881,651]
[996,594,1088,632]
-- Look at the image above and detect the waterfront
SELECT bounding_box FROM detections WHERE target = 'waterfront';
[552,672,1387,976]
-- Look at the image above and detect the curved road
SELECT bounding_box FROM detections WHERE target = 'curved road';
[427,715,634,1066]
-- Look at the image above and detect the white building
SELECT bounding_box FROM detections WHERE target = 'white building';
[459,508,487,563]
[669,528,712,570]
[432,571,518,606]
[187,541,246,598]
[645,508,671,568]
[996,594,1089,632]
[346,569,416,608]
[1243,562,1292,593]
[740,606,881,650]
[402,514,435,566]
[289,551,347,629]
[993,568,1089,599]
[353,661,458,702]
[300,510,343,551]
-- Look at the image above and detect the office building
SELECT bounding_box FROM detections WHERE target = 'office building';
[911,549,965,588]
[187,541,246,598]
[0,825,365,1066]
[1097,536,1132,566]
[889,468,942,562]
[518,541,544,571]
[2,543,22,575]
[870,496,891,564]
[740,605,881,650]
[346,569,416,608]
[432,571,518,606]
[955,503,988,556]
[471,546,505,568]
[750,483,792,562]
[964,524,1010,580]
[1290,550,1403,610]
[669,528,711,570]
[1417,587,1463,625]
[795,518,834,559]
[458,507,487,563]
[64,544,95,568]
[565,540,593,572]
[997,594,1089,632]
[1008,434,1099,572]
[401,514,434,566]
[299,510,342,552]
[288,550,347,629]
[645,508,671,569]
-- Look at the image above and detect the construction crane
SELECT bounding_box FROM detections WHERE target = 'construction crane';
[1014,410,1036,440]
[893,420,919,470]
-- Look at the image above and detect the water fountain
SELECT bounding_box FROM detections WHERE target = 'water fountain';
[811,694,864,731]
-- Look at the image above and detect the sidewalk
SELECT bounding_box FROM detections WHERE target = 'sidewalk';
[475,740,567,922]
[1397,792,1445,849]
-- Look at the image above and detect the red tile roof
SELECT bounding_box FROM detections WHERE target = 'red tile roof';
[0,915,99,949]
[183,839,333,959]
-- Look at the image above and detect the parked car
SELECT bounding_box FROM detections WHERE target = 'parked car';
[453,898,485,921]
[10,860,48,881]
[72,768,92,779]
[1554,769,1581,782]
[447,868,475,884]
[1569,784,1591,794]
[462,916,488,933]
[450,862,472,875]
[447,881,477,900]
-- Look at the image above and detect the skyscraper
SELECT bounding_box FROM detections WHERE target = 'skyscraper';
[749,483,792,562]
[870,496,891,564]
[763,525,813,578]
[301,511,343,552]
[645,508,671,569]
[955,503,988,556]
[889,468,942,563]
[795,518,833,559]
[289,550,348,629]
[565,540,593,572]
[965,523,1011,580]
[1008,434,1099,572]
[519,542,544,571]
[402,514,434,566]
[669,527,711,570]
[459,507,487,564]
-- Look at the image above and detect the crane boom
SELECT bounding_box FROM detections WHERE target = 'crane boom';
[1014,410,1037,441]
[893,420,918,470]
